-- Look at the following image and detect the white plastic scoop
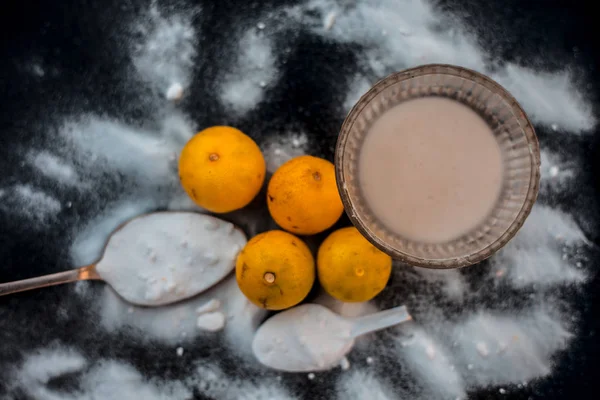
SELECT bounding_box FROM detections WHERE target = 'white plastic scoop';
[0,212,247,306]
[252,303,412,372]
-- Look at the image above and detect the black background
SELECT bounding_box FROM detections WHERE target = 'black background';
[0,0,599,399]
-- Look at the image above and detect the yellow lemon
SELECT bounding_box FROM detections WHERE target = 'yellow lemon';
[236,230,315,310]
[317,227,392,302]
[178,126,265,213]
[267,155,343,235]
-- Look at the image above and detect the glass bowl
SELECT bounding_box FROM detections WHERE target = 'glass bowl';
[335,64,541,269]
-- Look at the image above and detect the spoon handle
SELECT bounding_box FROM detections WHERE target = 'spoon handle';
[0,265,100,297]
[350,305,412,338]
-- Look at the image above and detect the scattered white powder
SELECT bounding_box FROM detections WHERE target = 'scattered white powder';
[17,347,87,387]
[11,346,314,400]
[131,2,199,94]
[191,364,298,400]
[425,345,436,360]
[324,11,336,30]
[27,150,81,187]
[196,299,221,315]
[288,0,595,132]
[313,290,378,318]
[196,311,226,332]
[30,63,45,77]
[80,360,192,400]
[96,212,246,306]
[176,347,184,356]
[394,326,466,400]
[493,66,594,133]
[450,308,572,386]
[73,281,92,297]
[61,115,191,186]
[13,347,189,400]
[340,357,350,370]
[97,274,266,353]
[60,3,201,270]
[411,268,467,300]
[166,192,205,212]
[0,184,61,224]
[15,185,60,215]
[165,82,184,100]
[307,373,315,380]
[260,132,310,173]
[540,150,577,196]
[337,370,397,400]
[343,74,372,113]
[489,205,587,287]
[476,342,490,358]
[219,29,277,115]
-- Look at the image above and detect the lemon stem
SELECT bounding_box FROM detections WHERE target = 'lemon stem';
[312,171,321,181]
[263,272,276,284]
[209,153,220,161]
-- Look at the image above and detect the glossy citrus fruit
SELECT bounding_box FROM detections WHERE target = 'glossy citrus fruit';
[178,126,265,213]
[236,230,315,310]
[267,155,343,235]
[317,227,392,302]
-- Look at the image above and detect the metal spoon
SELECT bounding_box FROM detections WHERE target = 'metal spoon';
[0,212,246,306]
[252,303,412,372]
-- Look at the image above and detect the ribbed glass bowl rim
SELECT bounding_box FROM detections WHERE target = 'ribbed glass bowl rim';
[335,64,541,269]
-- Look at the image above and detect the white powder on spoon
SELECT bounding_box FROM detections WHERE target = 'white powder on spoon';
[96,212,246,306]
[253,304,355,372]
[251,304,411,372]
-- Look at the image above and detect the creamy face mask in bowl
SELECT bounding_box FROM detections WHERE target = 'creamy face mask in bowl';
[336,64,541,269]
